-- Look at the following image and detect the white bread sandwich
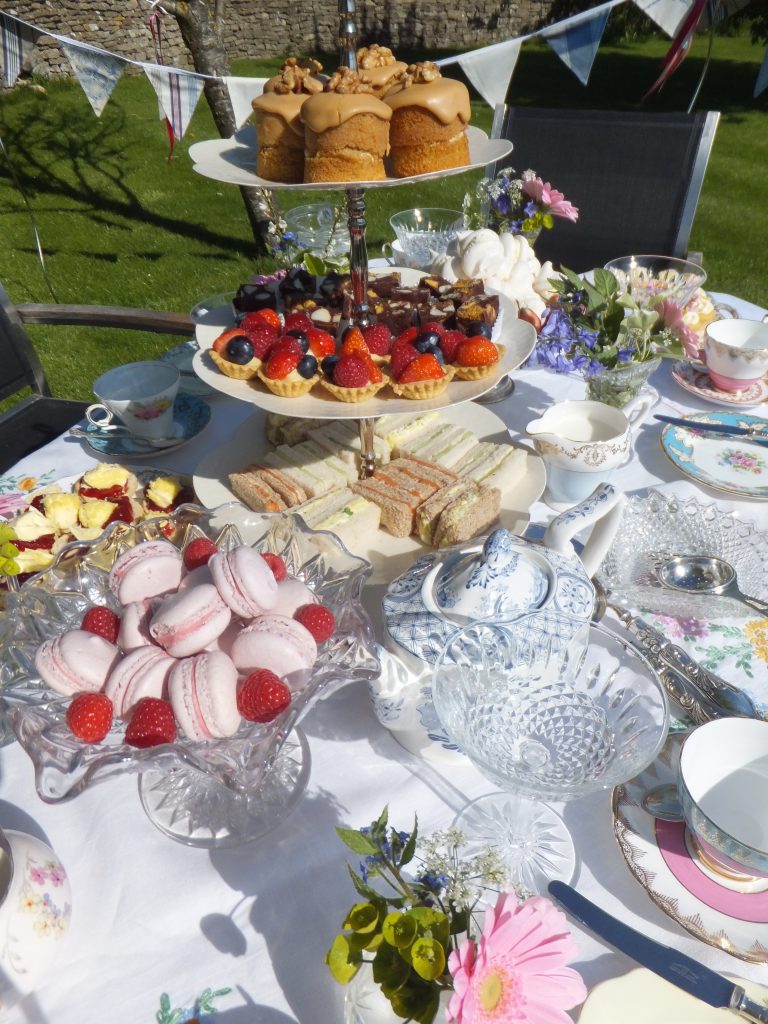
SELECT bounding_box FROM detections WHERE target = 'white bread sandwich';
[453,442,528,493]
[292,487,381,549]
[398,422,478,469]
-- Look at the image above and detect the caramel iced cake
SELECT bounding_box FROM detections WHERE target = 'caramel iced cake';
[227,412,527,550]
[356,44,407,98]
[252,57,325,183]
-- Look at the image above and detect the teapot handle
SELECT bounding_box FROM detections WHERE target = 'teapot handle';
[543,482,626,578]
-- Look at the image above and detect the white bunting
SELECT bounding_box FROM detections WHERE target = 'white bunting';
[60,40,125,117]
[0,12,39,87]
[456,38,523,109]
[631,0,694,37]
[143,65,205,140]
[224,76,267,128]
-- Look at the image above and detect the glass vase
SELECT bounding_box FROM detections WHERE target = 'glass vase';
[585,357,661,408]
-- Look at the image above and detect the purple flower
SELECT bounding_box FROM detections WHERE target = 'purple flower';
[523,200,538,218]
[616,347,635,363]
[576,327,599,350]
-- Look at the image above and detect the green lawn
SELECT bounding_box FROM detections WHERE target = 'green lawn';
[0,29,766,401]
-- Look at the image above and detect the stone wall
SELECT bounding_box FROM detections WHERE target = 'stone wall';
[5,0,551,79]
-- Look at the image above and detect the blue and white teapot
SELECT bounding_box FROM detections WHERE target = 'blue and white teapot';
[372,484,625,763]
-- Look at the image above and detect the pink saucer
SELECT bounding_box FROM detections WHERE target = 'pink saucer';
[655,818,768,923]
[672,361,768,408]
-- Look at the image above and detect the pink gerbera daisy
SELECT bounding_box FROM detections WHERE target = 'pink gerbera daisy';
[446,894,587,1024]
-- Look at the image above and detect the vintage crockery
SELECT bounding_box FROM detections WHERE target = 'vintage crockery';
[660,411,768,500]
[671,360,768,408]
[380,240,424,268]
[703,319,768,392]
[678,718,768,881]
[526,397,652,508]
[388,208,464,266]
[86,360,180,440]
[0,826,71,1003]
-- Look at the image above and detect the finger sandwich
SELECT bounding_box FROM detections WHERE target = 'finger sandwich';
[454,443,528,493]
[292,487,381,549]
[431,482,501,548]
[397,422,478,469]
[351,457,457,537]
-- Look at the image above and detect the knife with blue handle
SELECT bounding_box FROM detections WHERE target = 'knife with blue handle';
[655,414,768,446]
[548,881,768,1022]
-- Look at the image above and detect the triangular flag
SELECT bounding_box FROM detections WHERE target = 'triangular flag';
[143,65,205,141]
[457,39,522,109]
[542,4,612,86]
[631,0,694,38]
[224,76,267,128]
[61,40,125,117]
[755,44,768,99]
[0,12,39,87]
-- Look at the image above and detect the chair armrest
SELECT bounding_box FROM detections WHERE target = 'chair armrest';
[16,304,196,337]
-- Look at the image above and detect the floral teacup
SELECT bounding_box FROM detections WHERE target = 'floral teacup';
[87,360,180,439]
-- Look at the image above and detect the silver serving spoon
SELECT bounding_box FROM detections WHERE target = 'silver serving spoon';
[68,426,181,449]
[641,782,684,822]
[659,555,768,618]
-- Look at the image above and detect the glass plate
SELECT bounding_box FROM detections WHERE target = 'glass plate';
[0,503,379,847]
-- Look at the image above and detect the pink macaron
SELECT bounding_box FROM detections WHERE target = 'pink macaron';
[35,629,120,697]
[209,545,278,619]
[230,614,317,688]
[109,539,183,604]
[104,646,176,718]
[117,599,160,652]
[168,651,241,741]
[149,584,231,658]
[271,577,318,618]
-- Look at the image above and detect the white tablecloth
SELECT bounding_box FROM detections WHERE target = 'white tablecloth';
[1,293,767,1023]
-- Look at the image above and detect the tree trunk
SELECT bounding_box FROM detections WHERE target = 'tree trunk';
[160,0,275,256]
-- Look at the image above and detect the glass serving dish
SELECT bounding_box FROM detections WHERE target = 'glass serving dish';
[603,255,706,309]
[597,489,768,620]
[0,503,379,848]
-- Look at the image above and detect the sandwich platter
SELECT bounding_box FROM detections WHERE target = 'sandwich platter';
[192,403,546,584]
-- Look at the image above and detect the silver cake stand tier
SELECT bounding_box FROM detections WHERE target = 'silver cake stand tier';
[187,0,514,473]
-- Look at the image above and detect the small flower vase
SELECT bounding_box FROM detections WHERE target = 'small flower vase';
[585,356,662,408]
[344,964,450,1024]
[520,226,542,247]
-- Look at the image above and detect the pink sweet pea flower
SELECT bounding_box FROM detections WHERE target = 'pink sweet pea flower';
[523,178,579,222]
[446,893,587,1024]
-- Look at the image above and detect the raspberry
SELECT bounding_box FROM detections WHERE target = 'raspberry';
[456,338,499,367]
[184,538,218,571]
[66,692,113,743]
[294,603,335,643]
[265,349,301,380]
[271,336,305,360]
[237,669,291,723]
[125,697,177,748]
[339,327,370,357]
[240,308,281,332]
[390,343,420,379]
[14,535,55,552]
[284,311,313,333]
[306,327,336,359]
[333,354,370,388]
[439,330,466,363]
[421,320,447,339]
[212,328,247,355]
[396,353,445,383]
[393,327,419,349]
[81,606,120,643]
[261,552,287,582]
[244,325,279,361]
[362,323,393,356]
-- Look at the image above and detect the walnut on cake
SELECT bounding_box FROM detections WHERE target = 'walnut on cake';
[356,43,408,98]
[252,58,325,183]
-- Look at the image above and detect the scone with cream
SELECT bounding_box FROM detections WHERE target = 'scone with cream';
[301,67,392,183]
[252,58,325,183]
[385,62,470,177]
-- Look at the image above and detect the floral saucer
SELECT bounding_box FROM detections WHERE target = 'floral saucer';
[80,392,211,458]
[671,361,768,408]
[613,733,768,963]
[660,412,768,499]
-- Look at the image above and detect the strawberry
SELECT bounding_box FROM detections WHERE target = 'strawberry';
[306,327,336,359]
[389,343,420,379]
[284,311,313,333]
[184,538,218,571]
[244,325,279,361]
[358,350,383,383]
[438,329,466,363]
[339,327,370,358]
[271,336,305,360]
[396,353,445,384]
[362,323,393,356]
[125,697,177,748]
[66,692,113,743]
[333,354,370,388]
[237,669,291,723]
[240,308,281,332]
[456,338,499,367]
[14,535,55,551]
[392,326,419,349]
[81,606,120,643]
[212,328,247,355]
[294,603,335,643]
[265,349,301,380]
[261,552,287,582]
[421,320,447,339]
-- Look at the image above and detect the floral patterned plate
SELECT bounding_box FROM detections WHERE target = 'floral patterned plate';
[612,733,768,963]
[671,361,768,409]
[660,412,768,499]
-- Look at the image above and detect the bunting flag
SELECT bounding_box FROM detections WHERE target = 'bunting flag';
[143,65,205,142]
[631,0,693,37]
[0,11,39,87]
[60,40,125,117]
[541,2,613,86]
[456,39,522,109]
[755,44,768,98]
[224,76,267,128]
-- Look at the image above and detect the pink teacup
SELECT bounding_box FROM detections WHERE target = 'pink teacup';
[703,319,768,392]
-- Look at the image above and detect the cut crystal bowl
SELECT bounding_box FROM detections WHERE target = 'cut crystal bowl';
[603,255,706,309]
[0,503,379,847]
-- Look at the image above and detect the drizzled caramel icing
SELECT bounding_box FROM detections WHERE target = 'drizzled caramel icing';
[357,44,407,92]
[252,91,308,138]
[386,71,470,125]
[301,71,392,132]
